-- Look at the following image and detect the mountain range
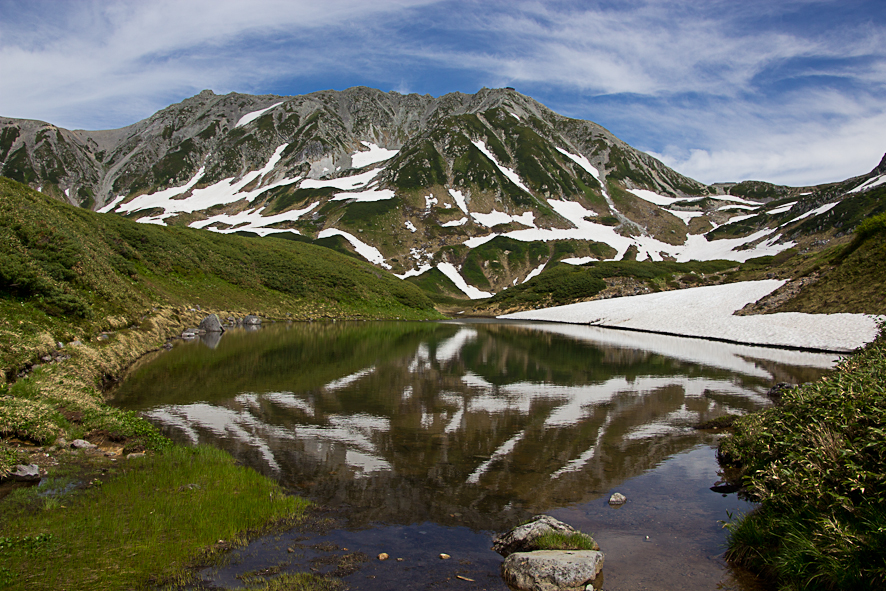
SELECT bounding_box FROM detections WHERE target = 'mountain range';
[2,87,884,299]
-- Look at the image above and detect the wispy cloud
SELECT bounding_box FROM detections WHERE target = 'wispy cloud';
[0,0,883,185]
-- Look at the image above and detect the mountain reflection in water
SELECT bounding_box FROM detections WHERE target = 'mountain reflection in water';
[111,320,834,532]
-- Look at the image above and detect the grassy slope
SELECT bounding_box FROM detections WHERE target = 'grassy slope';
[718,328,886,590]
[773,213,886,314]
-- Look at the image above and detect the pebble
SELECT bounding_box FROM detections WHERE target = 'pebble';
[378,553,389,561]
[439,553,451,560]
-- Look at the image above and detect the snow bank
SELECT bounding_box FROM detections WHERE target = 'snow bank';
[500,280,882,352]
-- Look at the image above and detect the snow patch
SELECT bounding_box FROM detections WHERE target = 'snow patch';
[522,262,547,283]
[781,202,839,227]
[501,280,882,352]
[317,228,391,269]
[405,220,417,233]
[849,173,886,193]
[471,140,531,193]
[555,147,600,180]
[301,168,382,191]
[235,102,284,128]
[437,263,493,299]
[767,202,796,215]
[330,188,395,202]
[441,217,468,227]
[351,142,398,168]
[449,188,468,213]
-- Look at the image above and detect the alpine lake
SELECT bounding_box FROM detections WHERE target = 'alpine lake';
[109,319,838,591]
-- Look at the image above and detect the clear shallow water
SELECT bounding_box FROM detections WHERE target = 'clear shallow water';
[111,319,836,590]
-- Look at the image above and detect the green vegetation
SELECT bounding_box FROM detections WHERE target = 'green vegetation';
[727,180,787,201]
[532,531,599,552]
[767,215,886,315]
[483,259,736,311]
[0,446,312,590]
[719,328,886,590]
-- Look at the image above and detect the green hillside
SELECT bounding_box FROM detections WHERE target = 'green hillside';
[0,176,440,374]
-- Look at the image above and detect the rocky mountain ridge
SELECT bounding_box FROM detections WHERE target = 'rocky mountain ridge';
[2,87,884,298]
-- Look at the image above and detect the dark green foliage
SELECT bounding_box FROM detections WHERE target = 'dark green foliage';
[150,139,196,186]
[720,331,886,590]
[392,140,448,190]
[0,127,21,161]
[404,267,462,299]
[339,198,399,225]
[265,186,334,214]
[196,121,218,140]
[606,145,656,187]
[728,180,786,201]
[2,146,37,185]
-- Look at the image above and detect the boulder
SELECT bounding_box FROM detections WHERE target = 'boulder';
[501,550,604,591]
[492,515,598,557]
[608,492,626,505]
[71,439,96,449]
[10,464,41,482]
[199,314,225,333]
[243,315,262,325]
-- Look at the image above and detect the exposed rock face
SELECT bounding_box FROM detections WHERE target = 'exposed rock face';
[492,515,599,557]
[501,550,604,591]
[199,314,225,333]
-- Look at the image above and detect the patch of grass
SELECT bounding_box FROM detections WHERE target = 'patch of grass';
[532,531,599,552]
[0,445,312,591]
[719,328,886,590]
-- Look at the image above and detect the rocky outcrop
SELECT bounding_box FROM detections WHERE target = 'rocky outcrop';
[493,515,598,557]
[10,464,41,481]
[495,516,604,591]
[501,550,604,591]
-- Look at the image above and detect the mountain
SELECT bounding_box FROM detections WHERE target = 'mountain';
[2,87,885,299]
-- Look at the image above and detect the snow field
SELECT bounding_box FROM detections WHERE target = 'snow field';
[501,280,882,352]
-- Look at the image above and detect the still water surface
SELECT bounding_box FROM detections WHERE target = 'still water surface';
[111,320,837,590]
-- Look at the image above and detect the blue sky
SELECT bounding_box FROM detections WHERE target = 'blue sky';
[1,0,884,186]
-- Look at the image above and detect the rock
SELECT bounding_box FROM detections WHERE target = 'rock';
[127,452,146,459]
[181,328,200,339]
[766,382,794,405]
[378,553,389,560]
[71,439,96,449]
[493,515,598,557]
[243,314,262,325]
[609,492,626,505]
[10,464,41,481]
[501,550,604,591]
[199,314,225,333]
[439,553,450,560]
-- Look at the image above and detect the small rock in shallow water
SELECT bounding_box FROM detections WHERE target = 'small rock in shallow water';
[439,553,450,560]
[609,492,626,505]
[11,464,41,481]
[378,553,389,560]
[71,439,96,449]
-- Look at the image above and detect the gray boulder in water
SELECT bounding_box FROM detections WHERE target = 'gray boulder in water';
[501,550,604,591]
[243,315,262,326]
[492,515,598,557]
[199,314,225,333]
